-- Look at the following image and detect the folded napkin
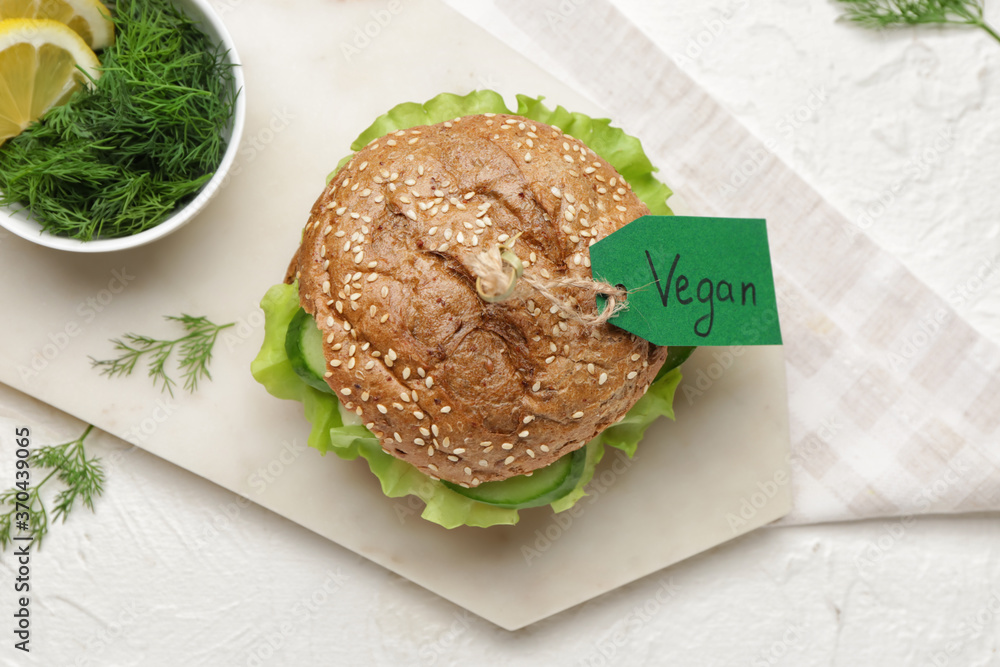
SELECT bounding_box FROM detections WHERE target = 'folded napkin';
[457,0,1000,525]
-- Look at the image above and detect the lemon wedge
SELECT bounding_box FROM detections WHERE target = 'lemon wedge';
[0,0,113,50]
[0,18,101,145]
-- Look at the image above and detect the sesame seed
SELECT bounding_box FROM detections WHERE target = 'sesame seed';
[478,459,489,467]
[455,448,466,455]
[377,404,388,414]
[330,359,341,368]
[394,432,402,442]
[400,392,410,403]
[540,444,550,453]
[631,354,641,361]
[572,411,584,419]
[443,437,450,447]
[448,455,460,462]
[417,367,426,378]
[414,411,424,419]
[431,424,439,437]
[519,430,529,438]
[441,406,452,414]
[381,286,389,298]
[406,209,417,221]
[524,152,532,162]
[393,402,403,411]
[501,443,514,450]
[526,450,535,458]
[341,388,352,396]
[523,416,534,424]
[402,367,411,380]
[347,358,356,369]
[545,356,555,364]
[326,316,335,327]
[419,427,430,437]
[504,456,515,465]
[627,371,638,380]
[367,273,378,282]
[361,391,369,401]
[599,373,608,385]
[532,382,541,392]
[425,376,434,389]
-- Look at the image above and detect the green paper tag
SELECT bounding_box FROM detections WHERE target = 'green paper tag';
[590,215,782,347]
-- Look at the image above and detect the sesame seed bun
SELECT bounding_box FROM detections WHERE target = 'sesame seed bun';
[287,113,667,487]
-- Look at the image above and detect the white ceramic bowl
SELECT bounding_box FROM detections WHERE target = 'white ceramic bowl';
[0,0,246,253]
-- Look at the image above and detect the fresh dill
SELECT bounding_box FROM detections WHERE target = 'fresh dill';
[91,314,235,396]
[0,0,238,240]
[0,425,103,551]
[834,0,1000,44]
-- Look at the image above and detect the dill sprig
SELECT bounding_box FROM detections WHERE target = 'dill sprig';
[0,425,103,551]
[834,0,1000,44]
[91,314,235,396]
[0,0,238,240]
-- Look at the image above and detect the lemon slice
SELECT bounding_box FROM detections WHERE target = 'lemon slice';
[0,0,113,50]
[0,18,101,145]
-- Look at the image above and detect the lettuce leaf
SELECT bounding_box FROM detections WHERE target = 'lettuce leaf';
[255,90,680,528]
[333,90,673,217]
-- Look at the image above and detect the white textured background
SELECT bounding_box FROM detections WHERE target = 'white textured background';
[2,1,1000,665]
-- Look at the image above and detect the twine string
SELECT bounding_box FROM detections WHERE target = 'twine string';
[468,240,628,326]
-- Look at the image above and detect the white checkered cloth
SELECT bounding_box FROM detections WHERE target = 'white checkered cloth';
[476,0,1000,524]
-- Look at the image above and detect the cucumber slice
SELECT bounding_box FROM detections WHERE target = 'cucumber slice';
[442,445,588,509]
[658,345,696,379]
[285,308,335,395]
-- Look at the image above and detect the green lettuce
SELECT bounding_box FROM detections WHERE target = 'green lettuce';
[253,91,680,528]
